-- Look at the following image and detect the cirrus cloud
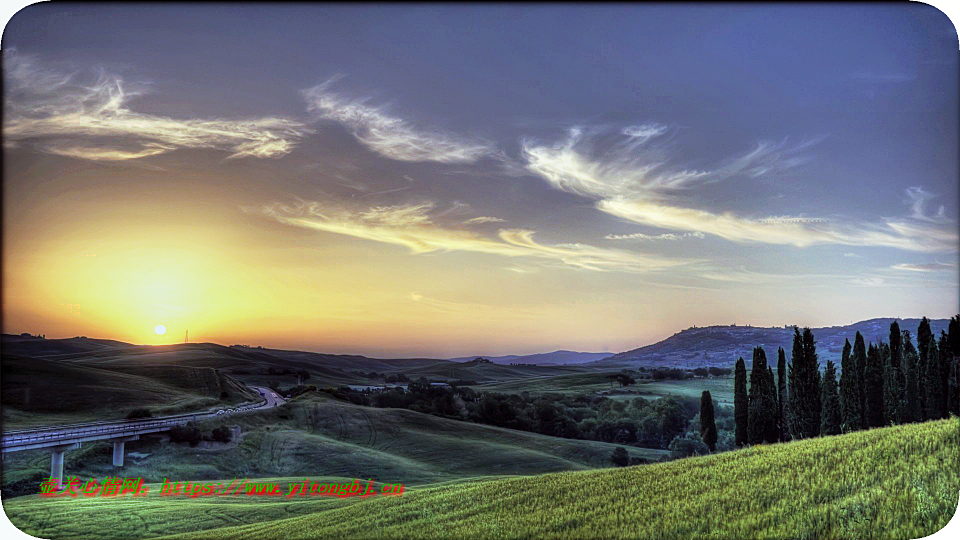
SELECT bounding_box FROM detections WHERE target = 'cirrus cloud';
[521,126,957,253]
[301,77,493,164]
[246,199,691,273]
[3,49,312,161]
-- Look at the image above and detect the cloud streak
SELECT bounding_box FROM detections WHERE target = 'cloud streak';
[890,262,957,272]
[606,231,705,241]
[302,77,493,163]
[521,126,957,253]
[3,49,311,161]
[463,216,507,225]
[248,199,689,273]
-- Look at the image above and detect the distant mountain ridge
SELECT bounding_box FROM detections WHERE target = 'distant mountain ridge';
[594,317,952,369]
[3,316,952,371]
[448,350,612,366]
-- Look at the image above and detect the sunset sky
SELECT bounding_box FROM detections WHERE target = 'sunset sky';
[2,4,958,358]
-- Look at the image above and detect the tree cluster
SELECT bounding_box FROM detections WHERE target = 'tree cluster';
[734,315,960,448]
[323,377,732,455]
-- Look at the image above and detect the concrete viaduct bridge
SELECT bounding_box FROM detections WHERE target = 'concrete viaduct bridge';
[1,386,283,488]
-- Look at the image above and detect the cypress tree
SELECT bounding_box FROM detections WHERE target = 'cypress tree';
[820,360,842,436]
[883,321,905,424]
[924,336,943,419]
[734,357,748,447]
[949,315,960,357]
[903,331,921,423]
[839,338,862,431]
[948,358,959,417]
[777,347,788,441]
[863,343,885,428]
[765,365,779,443]
[917,317,932,420]
[946,316,959,417]
[787,327,822,440]
[700,391,718,452]
[748,347,768,445]
[878,341,898,425]
[852,331,867,428]
[939,331,951,418]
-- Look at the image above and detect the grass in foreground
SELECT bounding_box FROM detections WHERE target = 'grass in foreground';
[170,418,960,540]
[3,418,956,540]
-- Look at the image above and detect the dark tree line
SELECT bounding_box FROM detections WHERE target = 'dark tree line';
[322,376,715,454]
[734,315,960,447]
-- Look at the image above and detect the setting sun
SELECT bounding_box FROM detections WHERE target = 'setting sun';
[154,324,167,336]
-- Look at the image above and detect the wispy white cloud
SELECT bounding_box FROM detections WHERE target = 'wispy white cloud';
[40,144,171,161]
[699,267,850,284]
[890,262,957,272]
[464,216,507,225]
[606,231,705,241]
[597,197,956,252]
[3,49,311,161]
[247,199,690,273]
[503,265,540,274]
[698,266,956,290]
[301,77,493,163]
[521,126,957,253]
[622,123,668,140]
[522,126,817,198]
[904,186,947,221]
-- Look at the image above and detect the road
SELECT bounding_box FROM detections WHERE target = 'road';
[1,385,286,454]
[254,386,286,408]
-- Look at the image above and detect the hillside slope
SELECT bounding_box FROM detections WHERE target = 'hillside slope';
[0,354,258,428]
[3,418,954,540]
[1,391,667,502]
[176,418,960,540]
[601,317,951,368]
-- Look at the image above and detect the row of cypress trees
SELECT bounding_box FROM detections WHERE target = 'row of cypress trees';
[734,316,960,447]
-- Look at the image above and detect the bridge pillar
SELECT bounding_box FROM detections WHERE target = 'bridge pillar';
[111,436,139,467]
[50,443,81,490]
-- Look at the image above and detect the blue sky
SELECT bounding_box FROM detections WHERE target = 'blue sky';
[2,4,958,357]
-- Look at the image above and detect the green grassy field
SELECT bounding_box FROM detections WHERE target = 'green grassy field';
[1,392,666,497]
[1,355,259,429]
[401,360,590,383]
[3,419,956,540]
[471,373,735,405]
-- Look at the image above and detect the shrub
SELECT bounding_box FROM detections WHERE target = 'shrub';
[668,431,710,459]
[611,446,630,467]
[169,423,202,446]
[211,426,232,443]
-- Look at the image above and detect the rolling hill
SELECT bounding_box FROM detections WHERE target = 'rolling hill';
[1,390,667,502]
[598,317,952,369]
[449,350,612,366]
[0,335,600,389]
[3,418,955,540]
[0,354,259,429]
